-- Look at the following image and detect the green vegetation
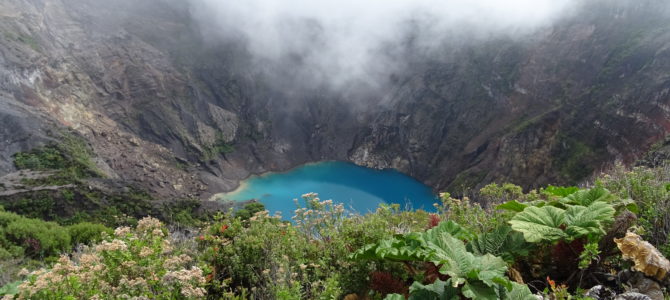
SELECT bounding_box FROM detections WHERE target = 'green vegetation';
[202,135,236,160]
[552,135,598,183]
[2,187,155,226]
[12,132,102,184]
[1,30,41,52]
[11,217,204,299]
[4,134,216,228]
[1,164,669,299]
[0,209,110,260]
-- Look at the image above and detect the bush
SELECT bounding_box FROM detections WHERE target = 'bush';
[234,202,266,220]
[199,194,428,299]
[66,222,112,246]
[12,217,206,299]
[598,164,670,253]
[3,218,70,259]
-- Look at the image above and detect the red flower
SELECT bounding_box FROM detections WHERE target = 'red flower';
[220,224,229,233]
[198,235,205,241]
[547,276,556,290]
[427,214,441,229]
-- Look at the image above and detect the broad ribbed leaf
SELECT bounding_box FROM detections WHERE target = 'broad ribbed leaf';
[432,234,508,297]
[356,220,511,300]
[543,185,579,197]
[503,283,537,300]
[423,220,475,242]
[496,200,528,212]
[351,235,431,261]
[404,280,459,300]
[384,294,406,300]
[468,225,533,262]
[430,234,472,286]
[478,255,511,284]
[562,187,614,206]
[509,206,567,243]
[461,281,499,300]
[564,201,615,239]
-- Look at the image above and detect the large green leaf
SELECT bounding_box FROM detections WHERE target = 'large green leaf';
[496,200,528,212]
[509,206,567,243]
[355,221,510,300]
[0,281,20,296]
[405,280,460,300]
[543,185,579,197]
[351,235,430,261]
[423,220,475,241]
[564,201,615,239]
[352,220,473,262]
[468,225,533,262]
[384,294,406,300]
[461,280,499,300]
[502,282,537,300]
[431,234,508,295]
[561,187,614,206]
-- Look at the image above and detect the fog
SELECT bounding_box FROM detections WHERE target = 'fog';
[189,0,578,89]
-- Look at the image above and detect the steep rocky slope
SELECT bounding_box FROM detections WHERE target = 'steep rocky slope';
[0,0,669,202]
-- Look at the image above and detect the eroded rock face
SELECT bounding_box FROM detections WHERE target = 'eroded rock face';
[0,0,669,200]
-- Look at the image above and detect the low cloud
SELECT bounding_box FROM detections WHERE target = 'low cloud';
[189,0,578,90]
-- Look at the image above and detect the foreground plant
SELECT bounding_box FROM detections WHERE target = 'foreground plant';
[353,221,535,299]
[7,217,206,300]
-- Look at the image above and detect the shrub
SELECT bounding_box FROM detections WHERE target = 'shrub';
[1,213,70,259]
[66,222,112,246]
[199,194,425,299]
[234,202,266,220]
[12,217,206,299]
[598,164,670,254]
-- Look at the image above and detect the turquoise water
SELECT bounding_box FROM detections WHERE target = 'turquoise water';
[217,161,438,219]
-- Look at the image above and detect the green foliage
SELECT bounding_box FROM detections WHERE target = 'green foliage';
[161,198,210,227]
[385,280,459,300]
[598,164,670,253]
[352,221,473,262]
[552,136,597,183]
[509,201,615,243]
[467,225,533,263]
[66,222,111,246]
[202,137,235,160]
[578,242,600,270]
[354,221,513,300]
[0,210,111,265]
[496,200,527,212]
[561,187,613,205]
[1,187,156,227]
[1,211,71,258]
[5,164,670,299]
[12,132,101,181]
[479,183,525,205]
[14,217,206,299]
[0,281,20,297]
[13,146,67,170]
[543,185,579,198]
[200,194,425,299]
[502,282,538,300]
[436,193,510,234]
[234,202,266,220]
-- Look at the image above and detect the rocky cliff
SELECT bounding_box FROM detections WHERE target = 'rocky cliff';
[0,0,669,201]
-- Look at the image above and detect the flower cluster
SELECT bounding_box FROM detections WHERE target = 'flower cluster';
[9,217,206,299]
[292,193,346,239]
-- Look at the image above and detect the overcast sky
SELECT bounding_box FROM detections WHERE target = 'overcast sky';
[190,0,578,88]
